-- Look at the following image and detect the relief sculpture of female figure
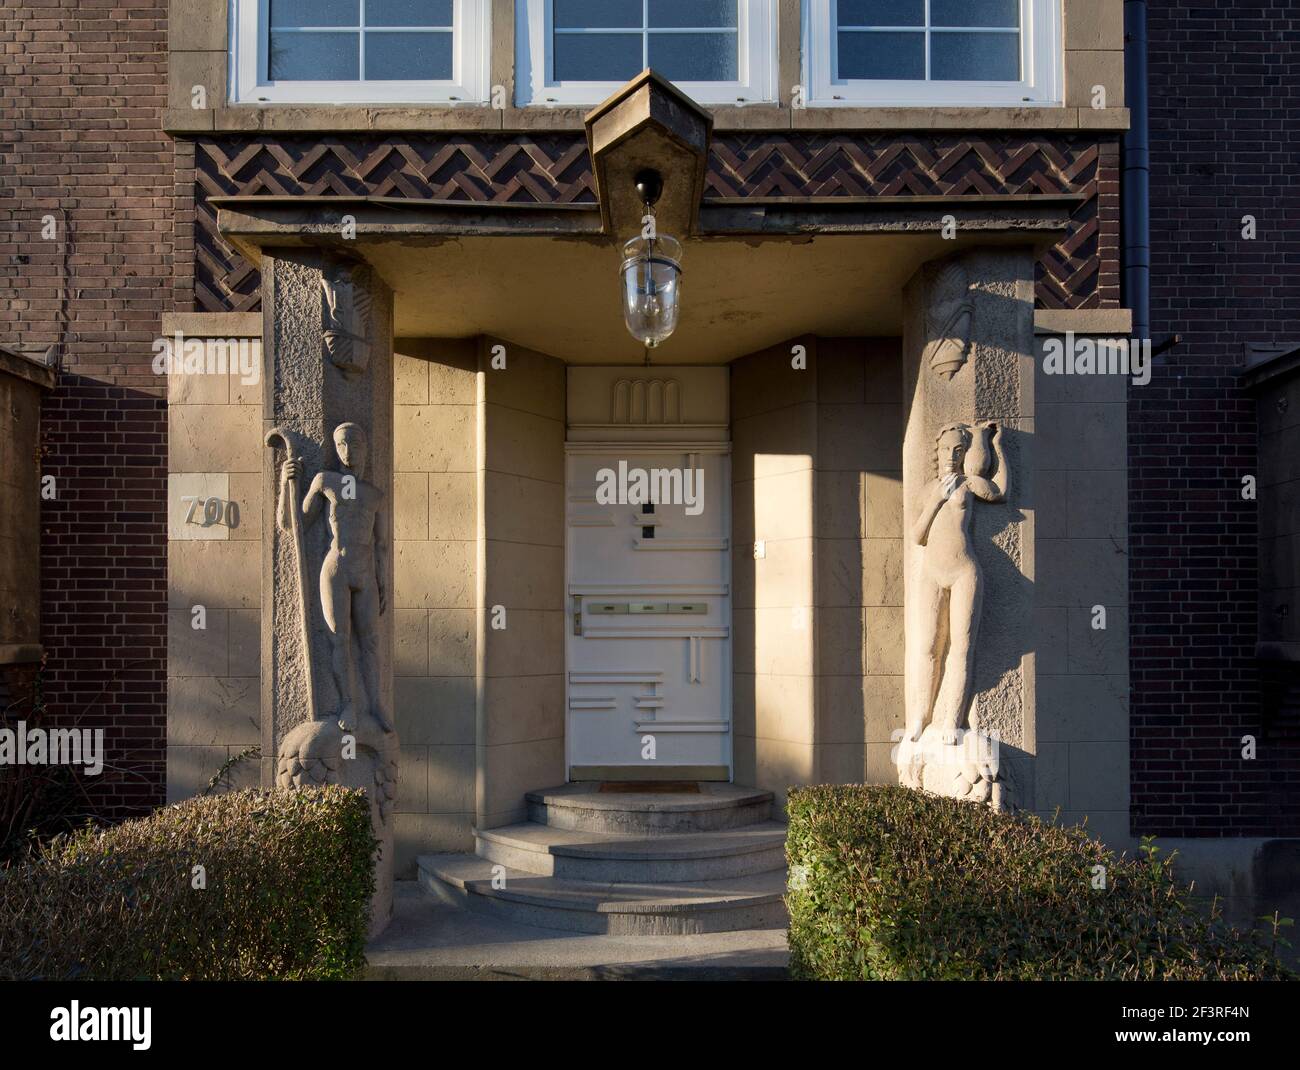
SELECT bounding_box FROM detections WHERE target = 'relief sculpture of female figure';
[904,420,1008,752]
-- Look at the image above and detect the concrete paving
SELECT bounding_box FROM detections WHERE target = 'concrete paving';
[364,882,790,980]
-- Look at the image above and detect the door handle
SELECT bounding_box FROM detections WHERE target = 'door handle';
[628,602,667,614]
[573,594,582,636]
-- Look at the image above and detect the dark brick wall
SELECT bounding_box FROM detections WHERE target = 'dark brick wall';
[0,2,171,820]
[1131,2,1300,836]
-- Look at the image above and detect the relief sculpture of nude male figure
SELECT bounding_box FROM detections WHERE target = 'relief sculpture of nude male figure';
[279,422,394,735]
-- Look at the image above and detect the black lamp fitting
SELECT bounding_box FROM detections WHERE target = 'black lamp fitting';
[633,168,663,208]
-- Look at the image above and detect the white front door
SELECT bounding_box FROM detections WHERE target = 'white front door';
[565,447,731,780]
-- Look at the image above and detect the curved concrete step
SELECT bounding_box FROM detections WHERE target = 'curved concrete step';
[526,783,774,834]
[476,821,789,882]
[419,854,789,935]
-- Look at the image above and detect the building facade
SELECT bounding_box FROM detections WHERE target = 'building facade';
[3,1,1294,933]
[1133,0,1300,841]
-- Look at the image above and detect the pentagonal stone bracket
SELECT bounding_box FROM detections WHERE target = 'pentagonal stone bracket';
[584,69,713,241]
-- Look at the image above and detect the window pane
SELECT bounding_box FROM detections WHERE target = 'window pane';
[366,0,452,27]
[838,0,923,27]
[930,31,1020,80]
[649,0,736,29]
[931,0,1019,28]
[365,31,453,79]
[269,30,360,79]
[270,0,358,28]
[553,32,643,80]
[837,30,924,79]
[554,0,642,29]
[648,32,737,80]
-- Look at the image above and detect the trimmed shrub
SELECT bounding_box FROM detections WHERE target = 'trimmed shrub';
[0,666,92,864]
[786,784,1293,980]
[0,787,375,980]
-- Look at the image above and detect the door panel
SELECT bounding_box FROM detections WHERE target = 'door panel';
[566,448,731,779]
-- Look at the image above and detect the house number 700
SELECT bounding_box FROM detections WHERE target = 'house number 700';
[182,495,240,529]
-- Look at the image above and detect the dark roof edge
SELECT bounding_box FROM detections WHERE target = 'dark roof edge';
[1239,342,1300,391]
[0,343,56,390]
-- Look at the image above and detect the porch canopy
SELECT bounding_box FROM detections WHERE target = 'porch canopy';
[214,71,1063,876]
[212,71,1073,365]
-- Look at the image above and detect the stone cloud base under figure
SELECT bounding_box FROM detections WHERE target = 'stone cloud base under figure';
[896,725,1005,810]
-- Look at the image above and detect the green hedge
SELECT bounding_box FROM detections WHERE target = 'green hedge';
[0,787,375,980]
[786,784,1293,980]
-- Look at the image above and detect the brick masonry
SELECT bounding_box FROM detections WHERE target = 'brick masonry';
[1131,3,1300,836]
[1,2,171,819]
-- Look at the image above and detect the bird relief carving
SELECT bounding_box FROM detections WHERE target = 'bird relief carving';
[321,258,374,378]
[923,261,974,380]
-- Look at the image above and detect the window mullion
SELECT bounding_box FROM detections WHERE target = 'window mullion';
[830,0,838,83]
[924,0,931,82]
[359,0,367,81]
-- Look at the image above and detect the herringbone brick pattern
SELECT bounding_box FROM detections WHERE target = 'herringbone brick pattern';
[707,133,1118,310]
[193,135,596,311]
[189,132,1117,314]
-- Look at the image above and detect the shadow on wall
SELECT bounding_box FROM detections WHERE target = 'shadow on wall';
[731,335,1039,809]
[970,424,1032,743]
[37,373,169,822]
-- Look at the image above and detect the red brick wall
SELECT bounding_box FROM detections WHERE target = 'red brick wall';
[0,2,171,819]
[1131,2,1300,836]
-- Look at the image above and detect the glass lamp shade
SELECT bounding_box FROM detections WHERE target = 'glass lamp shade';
[620,234,682,348]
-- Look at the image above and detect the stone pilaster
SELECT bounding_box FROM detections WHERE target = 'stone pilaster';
[899,248,1037,808]
[259,250,398,935]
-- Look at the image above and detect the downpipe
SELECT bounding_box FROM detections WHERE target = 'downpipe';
[1123,0,1151,342]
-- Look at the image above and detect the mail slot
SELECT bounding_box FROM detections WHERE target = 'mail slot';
[668,602,708,614]
[584,601,709,615]
[628,602,667,614]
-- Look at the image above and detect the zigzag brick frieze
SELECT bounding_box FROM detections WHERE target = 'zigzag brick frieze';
[190,132,1117,314]
[706,133,1118,311]
[192,134,597,312]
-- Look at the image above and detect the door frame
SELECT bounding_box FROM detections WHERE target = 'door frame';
[563,439,734,783]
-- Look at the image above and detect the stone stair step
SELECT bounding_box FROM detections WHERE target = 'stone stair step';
[475,820,788,881]
[525,782,774,834]
[366,884,789,980]
[418,853,789,936]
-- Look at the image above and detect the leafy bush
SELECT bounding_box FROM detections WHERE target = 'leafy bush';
[0,664,92,864]
[0,787,375,980]
[786,784,1293,980]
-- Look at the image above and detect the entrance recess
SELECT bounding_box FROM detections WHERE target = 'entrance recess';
[564,368,732,781]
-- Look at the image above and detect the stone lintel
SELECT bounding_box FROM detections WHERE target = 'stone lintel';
[700,200,1072,241]
[214,200,605,266]
[213,196,1070,252]
[1033,308,1134,336]
[1239,342,1300,392]
[161,311,264,338]
[0,345,56,391]
[0,643,44,666]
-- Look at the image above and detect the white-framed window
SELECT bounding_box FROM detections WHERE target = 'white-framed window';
[516,0,777,107]
[230,0,490,104]
[804,0,1062,107]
